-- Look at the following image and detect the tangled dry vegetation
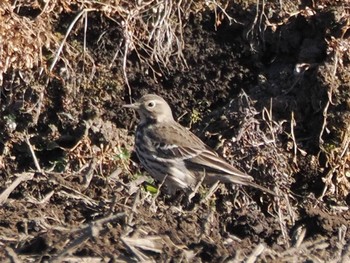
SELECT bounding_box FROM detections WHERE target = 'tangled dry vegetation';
[0,0,350,262]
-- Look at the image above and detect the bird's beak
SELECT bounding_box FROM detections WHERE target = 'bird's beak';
[123,102,140,110]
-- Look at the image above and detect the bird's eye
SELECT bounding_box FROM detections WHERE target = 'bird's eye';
[147,101,156,108]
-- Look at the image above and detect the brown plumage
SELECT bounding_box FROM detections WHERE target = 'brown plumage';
[123,94,275,195]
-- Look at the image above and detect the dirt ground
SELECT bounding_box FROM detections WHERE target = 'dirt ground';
[0,0,350,262]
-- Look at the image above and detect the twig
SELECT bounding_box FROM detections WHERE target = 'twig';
[5,246,21,263]
[82,158,97,190]
[290,112,298,164]
[25,135,42,172]
[51,213,125,263]
[341,238,350,263]
[0,173,34,205]
[246,243,265,263]
[319,101,330,144]
[49,8,96,73]
[277,193,290,247]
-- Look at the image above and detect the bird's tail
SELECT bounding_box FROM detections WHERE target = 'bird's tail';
[220,175,277,196]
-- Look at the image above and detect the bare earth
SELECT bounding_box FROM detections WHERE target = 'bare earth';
[0,1,349,262]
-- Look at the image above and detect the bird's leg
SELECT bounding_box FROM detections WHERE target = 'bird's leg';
[188,170,207,202]
[200,181,220,204]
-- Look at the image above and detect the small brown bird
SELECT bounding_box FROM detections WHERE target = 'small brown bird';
[123,94,275,195]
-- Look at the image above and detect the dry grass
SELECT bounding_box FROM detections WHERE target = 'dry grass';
[0,0,350,262]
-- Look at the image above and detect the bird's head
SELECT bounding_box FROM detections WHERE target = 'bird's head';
[123,94,174,123]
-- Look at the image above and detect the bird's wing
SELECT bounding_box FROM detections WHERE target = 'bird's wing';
[145,122,204,158]
[147,122,253,180]
[185,148,253,180]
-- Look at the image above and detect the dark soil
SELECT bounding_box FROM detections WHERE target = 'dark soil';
[1,1,349,262]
